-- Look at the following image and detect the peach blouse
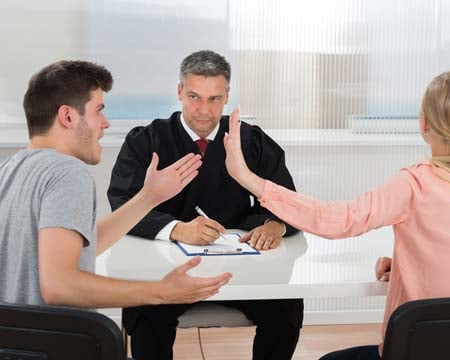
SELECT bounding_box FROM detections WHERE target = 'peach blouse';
[260,161,450,349]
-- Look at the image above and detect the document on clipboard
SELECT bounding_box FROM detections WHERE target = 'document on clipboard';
[174,233,260,256]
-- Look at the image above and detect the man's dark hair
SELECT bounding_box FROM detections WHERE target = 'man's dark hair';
[23,60,113,137]
[179,50,231,88]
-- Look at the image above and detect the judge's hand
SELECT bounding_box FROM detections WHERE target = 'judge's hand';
[375,256,392,281]
[159,256,232,304]
[240,221,285,250]
[171,216,226,245]
[143,153,202,207]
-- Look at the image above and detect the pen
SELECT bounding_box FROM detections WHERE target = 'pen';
[194,206,230,243]
[203,248,243,255]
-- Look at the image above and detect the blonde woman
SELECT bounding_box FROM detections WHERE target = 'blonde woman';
[224,72,450,360]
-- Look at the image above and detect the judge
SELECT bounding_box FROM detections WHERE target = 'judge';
[108,50,303,360]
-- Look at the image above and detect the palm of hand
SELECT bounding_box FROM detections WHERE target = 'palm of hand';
[143,153,201,206]
[224,109,248,179]
[145,164,183,204]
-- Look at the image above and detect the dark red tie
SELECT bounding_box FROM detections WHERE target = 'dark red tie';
[195,139,209,157]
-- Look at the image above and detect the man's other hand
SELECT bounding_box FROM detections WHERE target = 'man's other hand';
[158,256,232,303]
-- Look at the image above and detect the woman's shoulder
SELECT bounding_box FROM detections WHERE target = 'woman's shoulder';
[401,160,450,184]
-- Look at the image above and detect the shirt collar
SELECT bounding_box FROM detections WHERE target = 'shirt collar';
[180,113,220,141]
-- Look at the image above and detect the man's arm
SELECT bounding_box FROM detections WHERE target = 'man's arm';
[107,128,180,240]
[107,126,226,246]
[39,228,231,308]
[97,153,201,254]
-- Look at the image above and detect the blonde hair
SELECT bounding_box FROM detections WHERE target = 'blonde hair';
[421,71,450,172]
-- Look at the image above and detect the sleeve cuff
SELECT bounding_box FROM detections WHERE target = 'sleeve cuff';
[264,218,287,237]
[154,220,180,241]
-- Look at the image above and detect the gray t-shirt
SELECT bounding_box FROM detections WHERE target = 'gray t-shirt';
[0,148,97,305]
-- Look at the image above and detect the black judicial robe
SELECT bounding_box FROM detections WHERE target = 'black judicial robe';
[107,111,298,238]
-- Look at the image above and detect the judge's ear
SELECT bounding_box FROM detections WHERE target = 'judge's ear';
[177,83,183,101]
[56,105,75,129]
[224,86,230,104]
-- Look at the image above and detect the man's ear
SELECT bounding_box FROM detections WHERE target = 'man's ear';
[56,105,74,129]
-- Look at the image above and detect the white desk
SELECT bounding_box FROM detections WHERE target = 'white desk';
[102,229,390,301]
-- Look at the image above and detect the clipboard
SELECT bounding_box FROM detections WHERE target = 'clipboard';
[174,233,260,256]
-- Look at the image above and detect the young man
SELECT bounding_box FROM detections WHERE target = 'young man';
[108,50,303,360]
[0,60,231,310]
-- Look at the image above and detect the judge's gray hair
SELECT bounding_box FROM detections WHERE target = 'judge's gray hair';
[179,50,231,89]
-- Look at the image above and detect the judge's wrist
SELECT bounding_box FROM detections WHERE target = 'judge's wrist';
[264,219,287,237]
[170,222,187,242]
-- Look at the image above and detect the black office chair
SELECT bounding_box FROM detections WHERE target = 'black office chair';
[0,302,126,360]
[382,297,450,360]
[121,303,254,357]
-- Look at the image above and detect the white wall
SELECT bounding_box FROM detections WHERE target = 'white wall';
[0,0,83,123]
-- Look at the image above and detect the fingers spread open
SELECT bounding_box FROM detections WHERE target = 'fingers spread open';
[249,231,262,248]
[180,170,199,188]
[194,272,232,288]
[254,234,267,250]
[177,154,202,175]
[239,232,252,242]
[269,238,282,249]
[176,256,201,274]
[262,237,274,250]
[171,153,196,169]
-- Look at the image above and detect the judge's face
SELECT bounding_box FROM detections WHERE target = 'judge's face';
[178,74,229,138]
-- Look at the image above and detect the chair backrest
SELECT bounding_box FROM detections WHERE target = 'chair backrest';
[177,303,254,328]
[382,297,450,360]
[121,303,254,355]
[0,302,125,360]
